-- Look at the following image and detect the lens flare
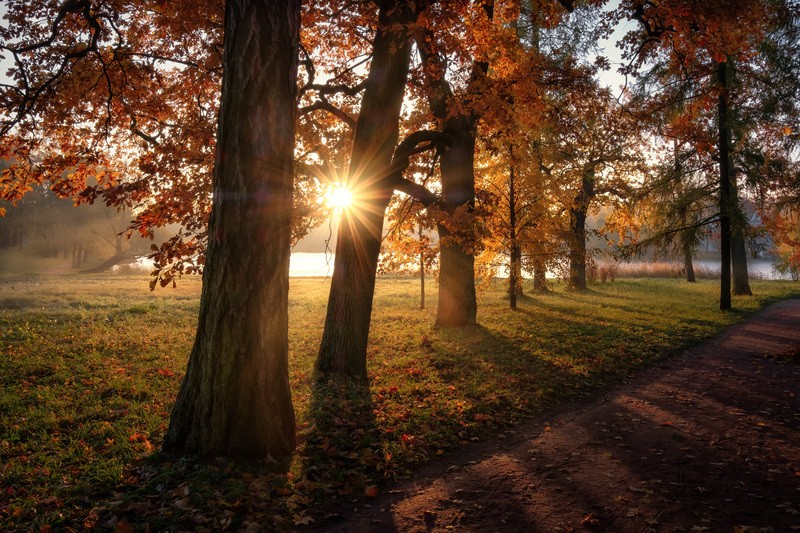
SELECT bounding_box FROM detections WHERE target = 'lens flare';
[327,184,353,210]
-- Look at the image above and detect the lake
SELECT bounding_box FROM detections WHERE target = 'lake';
[289,253,793,281]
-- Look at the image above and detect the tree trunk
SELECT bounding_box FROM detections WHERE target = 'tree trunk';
[508,154,520,309]
[316,1,420,379]
[568,167,594,291]
[509,243,522,309]
[731,188,752,295]
[79,251,129,274]
[163,0,299,463]
[419,223,425,310]
[436,124,477,326]
[532,257,548,291]
[568,206,587,290]
[683,241,696,282]
[731,222,752,295]
[717,60,733,310]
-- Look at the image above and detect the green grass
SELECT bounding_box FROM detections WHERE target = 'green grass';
[0,275,798,530]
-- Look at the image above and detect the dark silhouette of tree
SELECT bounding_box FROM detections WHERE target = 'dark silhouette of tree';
[163,0,299,462]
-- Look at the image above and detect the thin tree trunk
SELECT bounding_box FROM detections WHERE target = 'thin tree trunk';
[508,153,518,309]
[568,167,593,291]
[731,187,752,295]
[316,2,421,378]
[717,60,733,310]
[683,241,696,282]
[163,0,299,463]
[731,222,752,295]
[436,125,477,326]
[419,223,425,310]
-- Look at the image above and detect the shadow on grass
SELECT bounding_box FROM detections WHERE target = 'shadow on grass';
[431,323,585,415]
[296,377,381,515]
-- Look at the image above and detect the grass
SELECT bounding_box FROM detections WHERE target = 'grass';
[1,275,798,530]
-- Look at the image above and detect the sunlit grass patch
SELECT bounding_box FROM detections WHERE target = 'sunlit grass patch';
[0,275,797,529]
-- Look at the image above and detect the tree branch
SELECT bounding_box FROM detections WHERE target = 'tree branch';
[299,100,356,129]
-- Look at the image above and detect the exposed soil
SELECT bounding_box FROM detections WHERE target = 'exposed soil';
[322,299,800,532]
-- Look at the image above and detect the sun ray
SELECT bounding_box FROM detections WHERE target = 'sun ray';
[327,183,353,210]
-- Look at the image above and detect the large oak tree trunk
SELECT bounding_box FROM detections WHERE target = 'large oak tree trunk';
[436,125,477,326]
[163,0,299,463]
[717,61,733,310]
[316,1,420,379]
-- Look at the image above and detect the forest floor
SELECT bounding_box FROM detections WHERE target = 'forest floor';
[321,299,800,533]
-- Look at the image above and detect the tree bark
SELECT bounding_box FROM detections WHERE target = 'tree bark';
[419,223,425,310]
[683,241,696,282]
[568,207,587,290]
[731,224,751,294]
[532,257,548,291]
[508,157,520,309]
[731,187,752,295]
[436,124,478,325]
[568,166,594,291]
[163,0,299,463]
[316,1,422,379]
[717,60,733,310]
[416,6,492,327]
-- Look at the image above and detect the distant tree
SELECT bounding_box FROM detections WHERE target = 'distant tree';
[541,84,641,290]
[612,141,716,282]
[616,0,793,308]
[163,0,299,462]
[0,181,163,270]
[380,197,439,310]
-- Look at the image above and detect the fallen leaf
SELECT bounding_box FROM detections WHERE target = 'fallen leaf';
[293,512,314,526]
[365,485,379,498]
[581,513,602,527]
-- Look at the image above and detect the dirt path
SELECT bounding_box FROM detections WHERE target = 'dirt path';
[323,299,800,532]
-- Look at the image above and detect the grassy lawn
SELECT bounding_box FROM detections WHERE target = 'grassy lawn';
[1,275,798,530]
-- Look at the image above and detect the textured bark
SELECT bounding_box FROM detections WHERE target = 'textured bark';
[718,61,733,310]
[416,5,492,328]
[568,207,587,290]
[163,0,299,462]
[436,124,478,326]
[316,1,421,379]
[568,166,594,291]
